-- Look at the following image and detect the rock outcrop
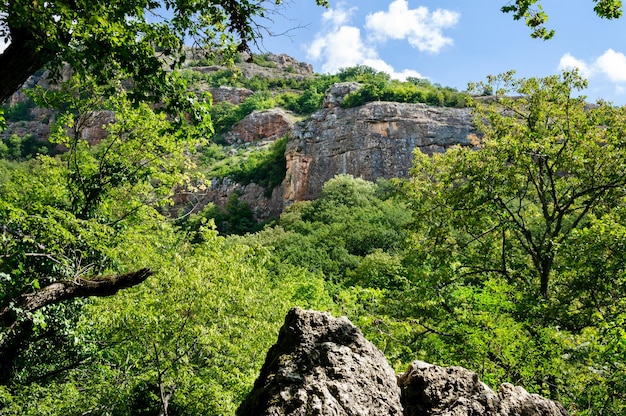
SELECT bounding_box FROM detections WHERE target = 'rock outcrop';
[237,307,404,416]
[238,308,569,416]
[398,361,568,416]
[209,86,254,105]
[284,86,480,203]
[226,109,297,144]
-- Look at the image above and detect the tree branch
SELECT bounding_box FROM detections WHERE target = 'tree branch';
[0,268,153,328]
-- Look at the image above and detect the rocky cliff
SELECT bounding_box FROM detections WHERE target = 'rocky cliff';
[2,53,479,220]
[238,308,569,416]
[201,80,480,219]
[283,83,479,203]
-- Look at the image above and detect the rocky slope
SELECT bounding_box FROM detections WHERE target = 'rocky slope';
[202,80,479,218]
[2,52,479,220]
[238,308,569,416]
[284,82,478,203]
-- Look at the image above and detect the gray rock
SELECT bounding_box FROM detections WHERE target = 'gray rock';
[209,86,254,105]
[398,361,569,416]
[236,307,404,416]
[226,108,297,144]
[239,309,569,416]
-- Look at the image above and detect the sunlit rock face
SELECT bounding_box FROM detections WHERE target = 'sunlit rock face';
[284,86,479,203]
[236,307,404,416]
[226,108,297,144]
[398,361,569,416]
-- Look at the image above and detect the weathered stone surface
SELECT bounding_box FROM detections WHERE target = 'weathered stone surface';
[398,361,569,416]
[209,86,254,105]
[226,108,297,144]
[284,85,480,203]
[322,82,362,109]
[239,309,569,416]
[237,307,403,416]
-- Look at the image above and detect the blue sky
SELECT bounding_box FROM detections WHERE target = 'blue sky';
[254,1,626,104]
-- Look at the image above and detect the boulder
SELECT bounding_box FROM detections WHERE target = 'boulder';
[398,361,568,416]
[239,309,570,416]
[209,86,254,105]
[226,109,297,144]
[236,307,404,416]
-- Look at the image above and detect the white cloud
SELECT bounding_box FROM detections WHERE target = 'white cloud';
[307,25,377,74]
[559,49,626,83]
[365,0,459,53]
[321,3,356,26]
[595,49,626,83]
[305,3,424,80]
[558,53,593,78]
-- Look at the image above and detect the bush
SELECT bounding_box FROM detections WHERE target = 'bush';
[2,98,36,122]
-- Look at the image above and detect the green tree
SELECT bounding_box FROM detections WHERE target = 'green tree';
[501,0,623,39]
[403,71,626,412]
[411,70,626,298]
[0,220,333,415]
[0,80,204,386]
[0,0,329,105]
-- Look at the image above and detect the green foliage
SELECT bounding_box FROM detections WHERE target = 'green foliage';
[0,76,207,390]
[204,136,287,196]
[230,136,287,192]
[248,175,411,283]
[208,91,277,137]
[251,53,278,68]
[501,0,622,39]
[0,134,59,160]
[402,70,626,413]
[2,216,333,415]
[1,98,36,122]
[339,67,470,108]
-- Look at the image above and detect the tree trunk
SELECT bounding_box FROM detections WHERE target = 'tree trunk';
[0,39,45,104]
[539,256,553,298]
[0,268,154,328]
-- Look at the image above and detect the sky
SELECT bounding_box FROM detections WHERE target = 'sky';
[2,1,626,103]
[252,0,626,104]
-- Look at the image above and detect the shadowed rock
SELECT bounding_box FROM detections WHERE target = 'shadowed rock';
[398,361,569,416]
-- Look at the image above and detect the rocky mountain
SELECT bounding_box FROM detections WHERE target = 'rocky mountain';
[198,79,478,220]
[238,308,568,416]
[284,82,478,203]
[2,52,478,221]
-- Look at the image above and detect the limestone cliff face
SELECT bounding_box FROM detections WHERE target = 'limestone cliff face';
[226,108,297,144]
[196,83,481,218]
[283,86,479,203]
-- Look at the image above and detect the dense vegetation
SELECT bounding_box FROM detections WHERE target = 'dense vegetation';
[186,61,469,138]
[2,67,626,415]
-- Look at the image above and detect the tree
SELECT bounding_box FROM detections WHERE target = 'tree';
[502,0,623,39]
[402,71,626,411]
[0,0,329,389]
[0,0,329,105]
[0,81,205,386]
[410,70,626,298]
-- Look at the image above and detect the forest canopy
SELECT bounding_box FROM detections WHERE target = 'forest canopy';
[1,0,626,413]
[1,66,626,413]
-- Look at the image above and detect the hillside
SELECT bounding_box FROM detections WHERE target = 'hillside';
[2,54,625,415]
[1,51,474,230]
